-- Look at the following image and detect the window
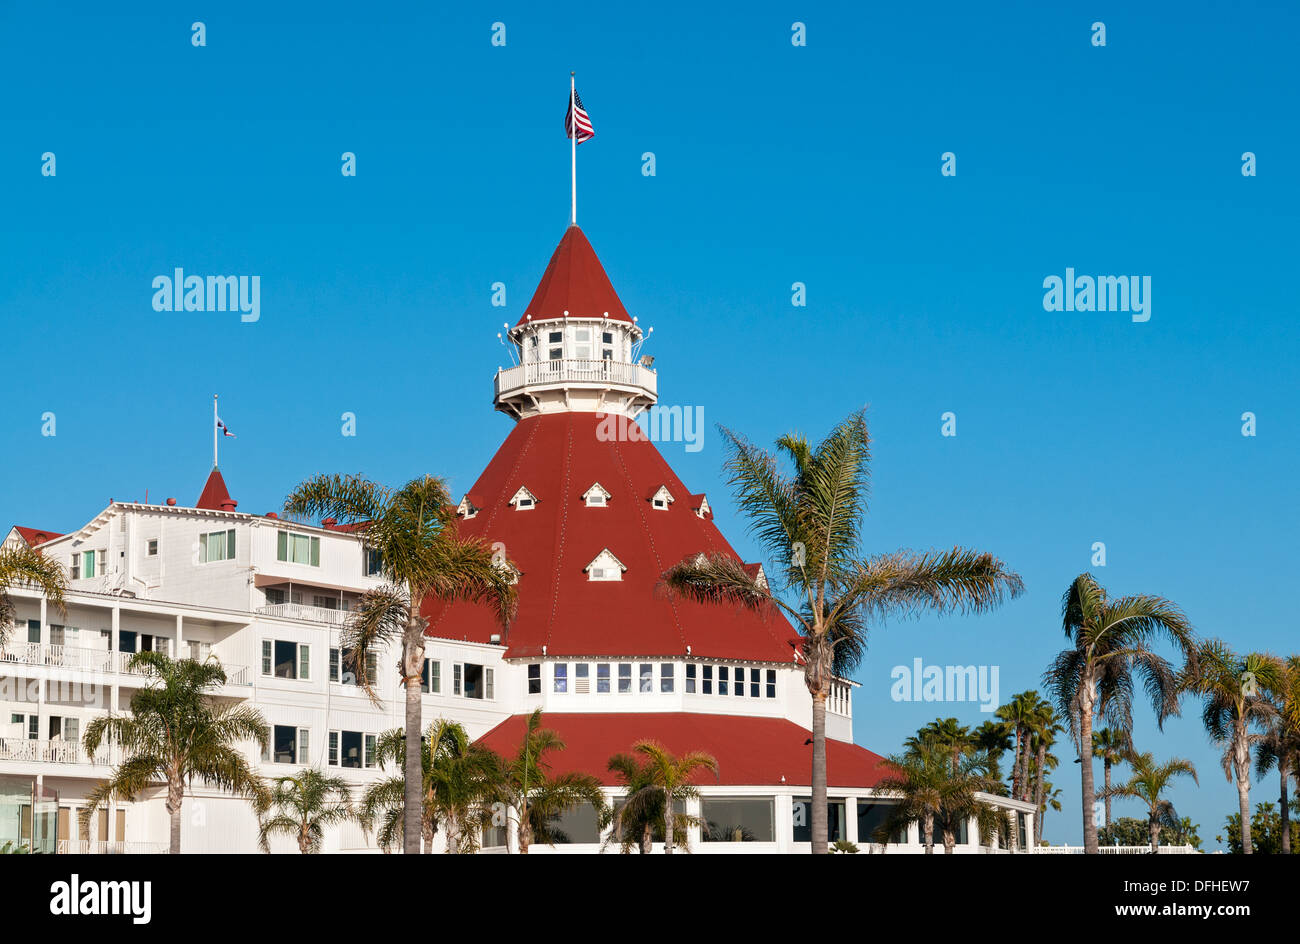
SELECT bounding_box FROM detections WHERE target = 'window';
[719,666,729,696]
[328,731,378,769]
[685,664,697,694]
[637,663,653,693]
[735,667,745,697]
[582,483,611,507]
[596,663,610,693]
[146,539,158,556]
[453,664,462,695]
[617,663,632,694]
[702,797,774,843]
[750,668,761,698]
[262,640,310,680]
[702,665,713,695]
[454,662,492,699]
[602,331,613,344]
[554,663,568,694]
[276,531,320,566]
[574,327,592,360]
[422,659,441,694]
[82,550,96,578]
[313,595,338,610]
[70,554,79,579]
[364,547,383,576]
[660,663,674,693]
[792,798,847,844]
[585,548,625,581]
[510,487,538,510]
[329,647,377,686]
[266,725,310,765]
[548,331,562,344]
[856,800,905,844]
[574,663,590,693]
[25,620,40,644]
[766,669,776,699]
[527,663,541,695]
[199,529,236,563]
[265,588,285,606]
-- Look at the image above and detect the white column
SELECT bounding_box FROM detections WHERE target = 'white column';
[845,796,859,845]
[175,614,184,657]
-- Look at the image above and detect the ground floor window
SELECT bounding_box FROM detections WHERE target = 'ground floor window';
[702,797,774,842]
[856,799,905,844]
[792,797,847,843]
[537,803,601,844]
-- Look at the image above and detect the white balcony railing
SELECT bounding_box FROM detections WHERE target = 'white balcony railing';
[0,643,250,686]
[1035,844,1200,854]
[256,602,349,625]
[0,738,112,766]
[56,840,169,855]
[495,358,657,399]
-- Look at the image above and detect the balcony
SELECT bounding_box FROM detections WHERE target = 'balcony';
[0,643,250,686]
[55,840,169,855]
[495,358,657,401]
[0,738,112,766]
[256,602,349,625]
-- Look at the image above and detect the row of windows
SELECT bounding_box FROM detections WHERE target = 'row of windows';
[260,641,492,701]
[72,529,389,578]
[527,663,778,699]
[263,724,378,769]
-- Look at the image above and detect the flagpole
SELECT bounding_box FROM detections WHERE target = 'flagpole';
[570,71,577,226]
[213,394,218,468]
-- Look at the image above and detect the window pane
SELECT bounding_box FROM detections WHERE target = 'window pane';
[597,663,610,693]
[685,664,696,694]
[719,666,728,695]
[617,663,631,694]
[464,663,484,699]
[273,725,297,764]
[341,730,363,769]
[750,668,760,698]
[792,798,847,843]
[329,731,339,765]
[553,664,568,694]
[702,798,774,842]
[660,663,674,693]
[527,663,541,695]
[639,664,652,693]
[274,640,297,679]
[277,531,288,561]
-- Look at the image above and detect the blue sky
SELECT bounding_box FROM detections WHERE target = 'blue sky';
[2,2,1297,849]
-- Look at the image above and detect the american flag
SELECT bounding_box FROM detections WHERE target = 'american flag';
[217,417,236,438]
[565,89,594,143]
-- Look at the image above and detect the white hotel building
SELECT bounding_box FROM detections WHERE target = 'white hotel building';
[0,224,1035,853]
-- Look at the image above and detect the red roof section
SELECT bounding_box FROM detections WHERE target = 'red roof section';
[13,527,62,547]
[517,225,632,326]
[421,411,791,661]
[195,468,237,512]
[477,712,888,788]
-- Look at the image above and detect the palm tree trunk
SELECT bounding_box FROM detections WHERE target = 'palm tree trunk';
[811,688,828,854]
[663,788,674,855]
[922,813,934,854]
[1018,733,1031,802]
[942,828,954,854]
[1079,686,1099,854]
[1149,816,1159,854]
[1235,723,1252,855]
[1103,759,1112,828]
[518,807,532,854]
[402,619,426,855]
[1033,750,1047,846]
[641,822,651,854]
[166,777,183,855]
[1280,756,1291,856]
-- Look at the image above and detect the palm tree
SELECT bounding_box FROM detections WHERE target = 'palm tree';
[662,411,1023,853]
[1182,639,1281,855]
[875,738,1002,854]
[361,719,500,853]
[607,741,717,854]
[605,752,660,853]
[0,544,66,652]
[1042,573,1195,854]
[1028,703,1063,844]
[908,718,973,773]
[1104,751,1198,853]
[1255,655,1300,855]
[497,709,608,853]
[996,690,1040,803]
[283,473,517,854]
[1092,727,1131,830]
[80,652,269,853]
[256,768,354,853]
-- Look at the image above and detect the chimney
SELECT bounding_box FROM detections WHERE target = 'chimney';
[265,512,279,519]
[322,517,337,530]
[220,499,238,513]
[166,498,177,506]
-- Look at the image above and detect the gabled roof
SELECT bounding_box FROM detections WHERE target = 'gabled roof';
[477,713,888,788]
[421,411,793,661]
[517,225,632,326]
[195,467,237,512]
[583,548,627,574]
[12,526,62,547]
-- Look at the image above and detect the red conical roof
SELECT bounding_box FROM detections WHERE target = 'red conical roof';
[517,225,632,326]
[421,412,795,662]
[196,467,237,512]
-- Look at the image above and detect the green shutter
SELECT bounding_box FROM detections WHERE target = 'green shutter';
[277,531,288,561]
[261,640,272,676]
[226,529,236,560]
[310,537,320,567]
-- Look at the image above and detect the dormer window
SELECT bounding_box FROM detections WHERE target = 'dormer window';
[582,483,612,508]
[649,485,674,510]
[509,487,539,510]
[585,548,626,582]
[457,495,479,519]
[693,495,711,519]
